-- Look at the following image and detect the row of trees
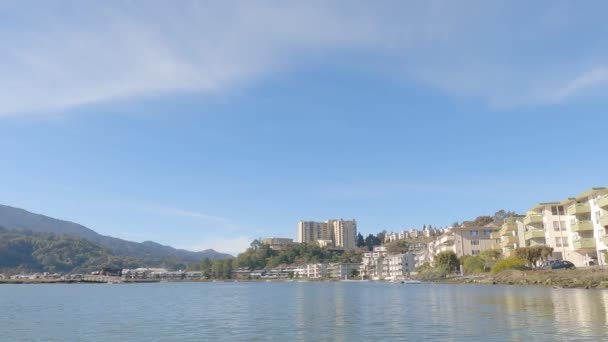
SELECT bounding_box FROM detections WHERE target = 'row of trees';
[453,209,519,228]
[0,227,129,274]
[189,240,364,279]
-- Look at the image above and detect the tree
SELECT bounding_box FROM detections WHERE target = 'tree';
[460,255,485,274]
[492,210,518,223]
[356,233,365,247]
[514,246,552,268]
[200,258,212,279]
[364,234,381,251]
[479,249,502,271]
[376,230,387,244]
[386,240,409,254]
[436,251,459,272]
[250,239,262,251]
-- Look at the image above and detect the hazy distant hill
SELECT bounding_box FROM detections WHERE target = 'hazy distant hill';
[0,204,232,266]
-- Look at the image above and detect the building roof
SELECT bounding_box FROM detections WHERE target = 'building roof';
[574,187,608,200]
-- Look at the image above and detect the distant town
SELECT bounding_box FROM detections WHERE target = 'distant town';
[2,186,607,284]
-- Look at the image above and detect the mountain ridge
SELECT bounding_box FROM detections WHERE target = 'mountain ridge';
[0,204,232,263]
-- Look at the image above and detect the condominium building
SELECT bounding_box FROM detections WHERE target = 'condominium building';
[297,219,357,249]
[294,263,327,279]
[520,187,608,267]
[360,246,416,280]
[451,225,499,258]
[490,217,525,257]
[327,263,360,280]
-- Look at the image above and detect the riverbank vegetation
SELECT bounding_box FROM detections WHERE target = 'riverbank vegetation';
[416,246,557,280]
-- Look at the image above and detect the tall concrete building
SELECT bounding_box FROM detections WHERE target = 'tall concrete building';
[297,219,357,249]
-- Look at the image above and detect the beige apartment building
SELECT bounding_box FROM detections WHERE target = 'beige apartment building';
[491,217,526,257]
[297,219,357,249]
[520,188,608,267]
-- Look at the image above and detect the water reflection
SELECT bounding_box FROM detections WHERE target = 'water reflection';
[2,282,608,341]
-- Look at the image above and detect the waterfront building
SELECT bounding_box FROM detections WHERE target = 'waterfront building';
[360,246,416,280]
[294,263,327,279]
[452,225,499,257]
[327,263,360,279]
[430,225,499,262]
[297,219,357,249]
[490,217,525,257]
[513,187,608,267]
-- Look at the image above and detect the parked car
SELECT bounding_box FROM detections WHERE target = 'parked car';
[544,260,575,270]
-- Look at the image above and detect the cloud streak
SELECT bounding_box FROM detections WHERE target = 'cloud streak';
[126,202,240,231]
[1,1,608,115]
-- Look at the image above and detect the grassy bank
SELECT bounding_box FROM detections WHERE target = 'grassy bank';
[439,268,608,289]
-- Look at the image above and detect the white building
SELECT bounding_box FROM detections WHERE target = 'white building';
[294,263,327,279]
[360,246,416,280]
[510,187,608,267]
[327,263,360,279]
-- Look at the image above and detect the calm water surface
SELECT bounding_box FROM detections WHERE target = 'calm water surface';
[1,282,608,341]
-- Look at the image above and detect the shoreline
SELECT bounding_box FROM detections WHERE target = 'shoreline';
[4,269,608,289]
[432,268,608,289]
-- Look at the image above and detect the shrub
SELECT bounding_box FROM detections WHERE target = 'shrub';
[436,251,459,272]
[461,255,485,274]
[491,257,528,274]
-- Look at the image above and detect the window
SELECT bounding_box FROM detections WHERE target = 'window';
[553,221,560,231]
[596,211,601,224]
[560,221,567,231]
[558,206,565,215]
[472,250,480,255]
[495,239,501,244]
[555,237,562,247]
[471,230,479,236]
[471,240,480,245]
[562,237,569,247]
[551,206,558,215]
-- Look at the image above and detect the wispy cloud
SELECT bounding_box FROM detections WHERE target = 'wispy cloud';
[1,1,607,115]
[126,203,240,231]
[549,67,608,103]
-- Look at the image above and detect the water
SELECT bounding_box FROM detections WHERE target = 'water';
[1,282,608,341]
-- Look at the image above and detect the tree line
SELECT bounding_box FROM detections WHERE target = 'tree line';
[188,239,363,279]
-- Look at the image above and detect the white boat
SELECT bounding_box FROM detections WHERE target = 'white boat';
[401,279,422,284]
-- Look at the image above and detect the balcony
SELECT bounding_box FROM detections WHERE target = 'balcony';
[528,240,545,247]
[500,235,517,247]
[567,203,591,216]
[523,213,543,226]
[440,235,455,245]
[524,229,545,241]
[598,196,608,210]
[600,215,608,228]
[572,238,596,250]
[570,220,594,232]
[501,222,518,232]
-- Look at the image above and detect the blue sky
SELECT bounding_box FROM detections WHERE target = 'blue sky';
[1,1,608,255]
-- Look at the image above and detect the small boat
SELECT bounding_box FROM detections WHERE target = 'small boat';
[401,279,422,284]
